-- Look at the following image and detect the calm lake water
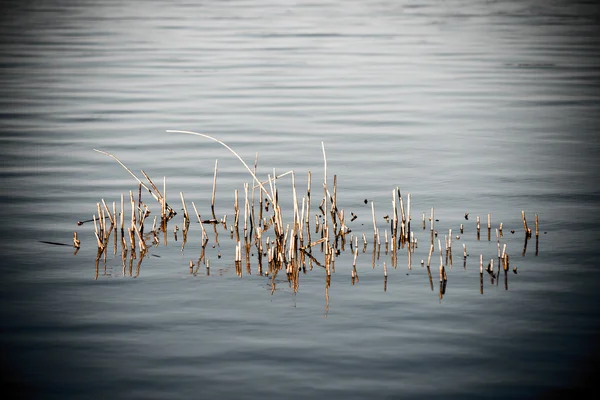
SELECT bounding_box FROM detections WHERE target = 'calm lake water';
[1,0,600,398]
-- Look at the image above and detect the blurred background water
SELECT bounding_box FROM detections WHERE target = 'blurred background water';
[1,0,599,398]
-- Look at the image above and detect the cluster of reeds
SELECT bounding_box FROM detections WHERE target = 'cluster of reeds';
[76,131,540,300]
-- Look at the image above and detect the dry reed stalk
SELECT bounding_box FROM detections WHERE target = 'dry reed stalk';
[323,184,343,224]
[422,212,426,230]
[167,130,273,203]
[234,189,239,229]
[93,214,101,246]
[292,172,300,230]
[180,192,189,222]
[321,141,327,207]
[96,203,104,238]
[133,224,147,252]
[430,207,434,244]
[94,149,159,201]
[120,194,125,234]
[487,213,491,241]
[191,201,209,246]
[211,159,218,217]
[151,215,157,233]
[371,201,377,238]
[251,153,258,229]
[244,183,249,240]
[406,193,411,242]
[73,232,81,248]
[384,229,389,254]
[392,189,398,237]
[140,170,162,200]
[522,210,532,237]
[299,196,306,243]
[535,214,539,237]
[301,237,327,250]
[161,176,167,221]
[102,199,114,226]
[332,174,337,216]
[129,191,136,231]
[480,254,483,274]
[398,191,405,241]
[476,216,481,240]
[480,257,484,294]
[372,234,377,268]
[128,227,136,254]
[427,243,434,269]
[497,229,501,259]
[438,239,447,282]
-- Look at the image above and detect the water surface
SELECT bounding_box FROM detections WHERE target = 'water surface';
[1,1,600,398]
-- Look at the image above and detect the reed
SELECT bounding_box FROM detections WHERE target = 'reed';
[79,131,543,299]
[211,159,218,218]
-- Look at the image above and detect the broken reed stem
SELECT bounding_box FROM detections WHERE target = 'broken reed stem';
[180,192,189,222]
[191,201,209,244]
[129,191,136,230]
[73,231,81,248]
[392,190,398,237]
[120,194,124,233]
[438,238,447,282]
[94,149,153,197]
[430,207,434,244]
[234,189,239,229]
[211,159,218,215]
[522,210,531,237]
[406,193,411,242]
[133,224,147,252]
[94,150,173,215]
[371,201,377,238]
[322,141,327,192]
[101,199,114,226]
[162,176,167,221]
[427,243,434,268]
[244,183,249,239]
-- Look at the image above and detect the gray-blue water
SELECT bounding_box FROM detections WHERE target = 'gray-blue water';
[1,1,600,398]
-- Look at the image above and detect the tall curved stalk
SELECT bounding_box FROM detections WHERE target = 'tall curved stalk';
[166,130,273,203]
